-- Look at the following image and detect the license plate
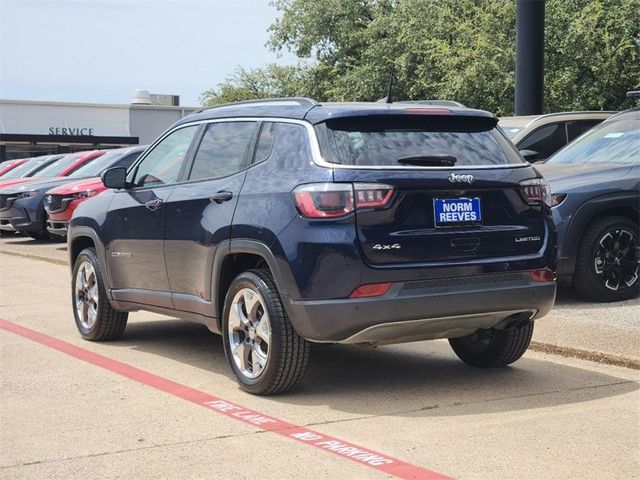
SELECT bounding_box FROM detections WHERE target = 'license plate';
[433,197,482,227]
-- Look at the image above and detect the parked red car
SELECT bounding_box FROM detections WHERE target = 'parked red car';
[0,158,29,177]
[45,146,146,238]
[0,154,66,187]
[0,151,104,190]
[45,177,104,237]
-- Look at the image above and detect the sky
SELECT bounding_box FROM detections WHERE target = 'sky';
[0,0,296,107]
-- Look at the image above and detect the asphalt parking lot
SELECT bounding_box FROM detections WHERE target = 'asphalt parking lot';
[1,237,639,479]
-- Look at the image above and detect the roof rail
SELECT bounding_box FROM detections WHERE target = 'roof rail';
[627,90,640,98]
[196,97,319,113]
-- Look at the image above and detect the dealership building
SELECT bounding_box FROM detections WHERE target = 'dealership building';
[0,91,198,162]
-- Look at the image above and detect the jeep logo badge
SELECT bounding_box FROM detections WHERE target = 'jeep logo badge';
[448,173,474,184]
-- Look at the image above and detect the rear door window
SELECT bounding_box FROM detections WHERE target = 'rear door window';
[316,115,523,167]
[188,122,256,180]
[518,123,567,159]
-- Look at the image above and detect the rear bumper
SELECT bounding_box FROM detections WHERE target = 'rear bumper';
[284,271,556,344]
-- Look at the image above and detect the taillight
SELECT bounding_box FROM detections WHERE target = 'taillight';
[520,178,552,206]
[530,269,555,282]
[349,282,392,298]
[293,183,394,219]
[353,183,394,208]
[404,108,452,115]
[293,184,354,218]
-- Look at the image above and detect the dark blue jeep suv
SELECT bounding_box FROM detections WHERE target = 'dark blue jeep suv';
[68,98,556,394]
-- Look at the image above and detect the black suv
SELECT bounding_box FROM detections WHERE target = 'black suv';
[68,98,556,394]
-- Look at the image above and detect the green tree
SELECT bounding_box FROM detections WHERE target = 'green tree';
[545,0,640,112]
[200,64,313,105]
[202,0,640,114]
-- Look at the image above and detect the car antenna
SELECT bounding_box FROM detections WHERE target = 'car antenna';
[376,65,395,103]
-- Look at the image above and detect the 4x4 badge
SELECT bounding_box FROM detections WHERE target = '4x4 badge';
[448,173,474,184]
[373,243,401,250]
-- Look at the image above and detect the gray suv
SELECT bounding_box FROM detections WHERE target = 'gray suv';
[537,109,639,302]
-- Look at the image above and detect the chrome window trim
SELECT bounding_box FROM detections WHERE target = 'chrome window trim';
[143,117,529,172]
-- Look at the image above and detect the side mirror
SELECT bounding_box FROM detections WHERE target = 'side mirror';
[101,167,128,189]
[519,149,540,162]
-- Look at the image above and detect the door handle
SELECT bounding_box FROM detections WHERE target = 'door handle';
[145,198,163,211]
[210,191,233,204]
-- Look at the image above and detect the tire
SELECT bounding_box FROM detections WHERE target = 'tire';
[71,247,128,341]
[27,230,49,240]
[222,269,310,395]
[449,321,534,368]
[48,232,66,242]
[573,216,640,302]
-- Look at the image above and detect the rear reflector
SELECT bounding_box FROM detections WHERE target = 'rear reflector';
[293,183,394,219]
[530,269,555,282]
[349,282,392,298]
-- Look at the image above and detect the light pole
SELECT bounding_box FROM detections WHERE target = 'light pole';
[515,0,545,115]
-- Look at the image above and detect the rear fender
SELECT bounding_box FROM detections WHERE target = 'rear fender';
[561,192,639,276]
[210,239,295,322]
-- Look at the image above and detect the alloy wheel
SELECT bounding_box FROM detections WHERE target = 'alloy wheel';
[454,329,495,354]
[593,228,639,291]
[227,288,271,379]
[74,260,99,329]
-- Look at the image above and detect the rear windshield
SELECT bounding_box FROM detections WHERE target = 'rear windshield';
[316,115,524,167]
[33,153,84,177]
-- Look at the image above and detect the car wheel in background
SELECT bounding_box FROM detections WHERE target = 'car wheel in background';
[449,320,534,367]
[72,247,128,341]
[222,269,310,395]
[26,230,49,240]
[574,216,640,302]
[48,232,66,242]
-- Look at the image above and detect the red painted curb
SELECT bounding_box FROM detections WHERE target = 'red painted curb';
[0,318,454,480]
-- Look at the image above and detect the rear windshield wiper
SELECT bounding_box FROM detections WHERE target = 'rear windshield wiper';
[396,155,457,166]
